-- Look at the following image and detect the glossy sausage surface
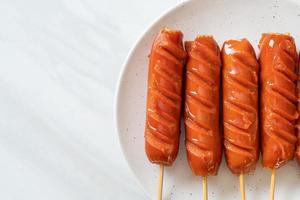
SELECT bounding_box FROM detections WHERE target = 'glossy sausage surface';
[259,33,298,169]
[222,39,259,174]
[296,54,300,166]
[145,28,186,165]
[184,36,222,176]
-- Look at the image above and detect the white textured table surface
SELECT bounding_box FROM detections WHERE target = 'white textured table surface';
[0,0,182,199]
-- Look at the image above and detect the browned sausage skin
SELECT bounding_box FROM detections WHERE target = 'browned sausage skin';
[296,53,300,166]
[184,36,222,176]
[259,33,298,169]
[222,39,259,175]
[145,28,186,165]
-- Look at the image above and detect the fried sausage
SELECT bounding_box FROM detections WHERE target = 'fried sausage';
[259,33,298,169]
[222,39,259,174]
[296,53,300,166]
[184,36,222,176]
[145,28,186,165]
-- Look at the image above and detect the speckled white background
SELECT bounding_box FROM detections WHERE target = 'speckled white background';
[0,0,182,199]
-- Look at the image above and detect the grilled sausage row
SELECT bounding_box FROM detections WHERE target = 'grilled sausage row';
[145,28,299,176]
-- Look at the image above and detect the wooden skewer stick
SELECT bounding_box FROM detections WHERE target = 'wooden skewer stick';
[202,176,208,200]
[157,164,164,200]
[269,168,276,200]
[239,174,245,200]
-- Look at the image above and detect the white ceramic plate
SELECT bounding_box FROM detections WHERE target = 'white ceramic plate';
[115,0,300,199]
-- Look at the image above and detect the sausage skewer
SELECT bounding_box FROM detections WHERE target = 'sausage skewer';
[259,33,298,200]
[157,165,164,200]
[269,168,276,200]
[184,35,222,200]
[222,39,259,200]
[239,174,245,200]
[144,28,186,199]
[202,176,208,200]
